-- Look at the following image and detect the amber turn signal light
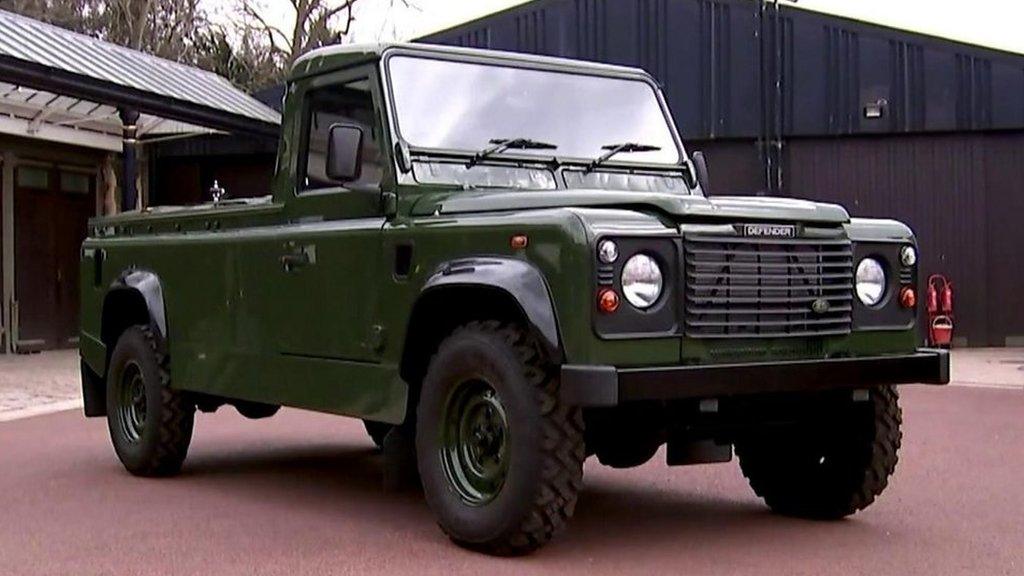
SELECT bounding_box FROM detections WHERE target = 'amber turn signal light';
[510,234,529,249]
[899,286,917,309]
[597,288,620,313]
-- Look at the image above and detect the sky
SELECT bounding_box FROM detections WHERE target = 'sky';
[207,0,1024,55]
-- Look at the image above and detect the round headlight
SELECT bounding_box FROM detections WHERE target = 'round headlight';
[900,246,917,267]
[597,240,619,264]
[621,254,663,309]
[855,258,886,306]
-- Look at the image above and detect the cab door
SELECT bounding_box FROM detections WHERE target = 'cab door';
[269,68,388,362]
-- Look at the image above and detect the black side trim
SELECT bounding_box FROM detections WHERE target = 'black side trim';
[560,349,949,406]
[419,257,563,362]
[97,269,170,373]
[113,270,168,341]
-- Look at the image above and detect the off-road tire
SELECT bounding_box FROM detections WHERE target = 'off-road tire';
[106,325,195,477]
[363,420,392,450]
[735,386,902,519]
[416,321,585,555]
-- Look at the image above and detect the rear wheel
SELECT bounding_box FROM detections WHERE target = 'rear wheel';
[735,386,902,519]
[105,326,194,477]
[416,321,585,555]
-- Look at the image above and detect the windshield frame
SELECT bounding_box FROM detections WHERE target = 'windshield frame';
[379,47,689,174]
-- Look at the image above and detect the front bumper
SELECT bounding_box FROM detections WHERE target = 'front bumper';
[560,348,949,407]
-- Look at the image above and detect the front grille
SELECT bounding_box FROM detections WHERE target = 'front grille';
[684,234,854,338]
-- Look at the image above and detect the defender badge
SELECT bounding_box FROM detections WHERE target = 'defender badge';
[741,224,796,238]
[811,298,831,314]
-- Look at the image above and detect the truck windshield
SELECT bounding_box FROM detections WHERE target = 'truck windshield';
[387,55,681,166]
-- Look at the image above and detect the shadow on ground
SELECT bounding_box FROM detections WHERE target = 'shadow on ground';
[170,440,878,558]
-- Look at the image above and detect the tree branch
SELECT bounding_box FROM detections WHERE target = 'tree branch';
[321,0,356,21]
[242,1,293,51]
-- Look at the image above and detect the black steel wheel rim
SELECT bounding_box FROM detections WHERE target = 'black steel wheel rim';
[440,378,510,506]
[118,361,147,443]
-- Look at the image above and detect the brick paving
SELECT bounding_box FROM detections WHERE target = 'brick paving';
[0,349,81,420]
[950,347,1024,389]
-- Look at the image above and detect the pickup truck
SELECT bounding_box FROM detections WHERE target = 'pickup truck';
[79,42,949,555]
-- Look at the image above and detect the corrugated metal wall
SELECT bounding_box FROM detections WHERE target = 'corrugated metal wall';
[646,132,1024,346]
[688,139,763,192]
[422,0,1024,346]
[684,132,1024,347]
[425,0,1024,140]
[782,133,1024,346]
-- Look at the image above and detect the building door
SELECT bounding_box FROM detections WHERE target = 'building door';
[14,166,94,351]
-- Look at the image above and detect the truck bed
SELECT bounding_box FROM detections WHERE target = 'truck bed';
[87,196,280,238]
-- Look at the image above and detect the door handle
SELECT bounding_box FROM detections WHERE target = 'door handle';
[280,244,315,272]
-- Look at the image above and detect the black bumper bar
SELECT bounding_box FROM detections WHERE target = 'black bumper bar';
[560,349,949,407]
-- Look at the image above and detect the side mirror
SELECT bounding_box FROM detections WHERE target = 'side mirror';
[326,123,364,182]
[692,151,711,195]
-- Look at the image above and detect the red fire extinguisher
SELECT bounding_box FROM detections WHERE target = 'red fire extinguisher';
[926,282,939,315]
[940,280,953,315]
[926,275,954,347]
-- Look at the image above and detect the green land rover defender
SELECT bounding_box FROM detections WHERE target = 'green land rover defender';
[79,43,949,554]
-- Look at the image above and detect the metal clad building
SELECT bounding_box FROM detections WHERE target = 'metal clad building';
[421,0,1024,347]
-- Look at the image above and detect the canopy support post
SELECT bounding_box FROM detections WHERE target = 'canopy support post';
[1,151,14,352]
[118,107,139,212]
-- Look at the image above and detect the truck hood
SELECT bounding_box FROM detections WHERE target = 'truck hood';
[413,189,850,224]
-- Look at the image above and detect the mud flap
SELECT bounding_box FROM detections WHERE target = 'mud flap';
[81,360,106,417]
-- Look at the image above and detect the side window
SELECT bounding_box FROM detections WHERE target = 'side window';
[301,78,383,192]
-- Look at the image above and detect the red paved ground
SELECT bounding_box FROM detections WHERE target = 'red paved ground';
[1,385,1021,575]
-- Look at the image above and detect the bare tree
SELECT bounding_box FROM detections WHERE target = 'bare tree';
[241,0,414,68]
[194,22,281,91]
[0,0,99,33]
[1,0,280,88]
[241,0,356,69]
[103,0,208,61]
[2,0,210,62]
[1,0,415,90]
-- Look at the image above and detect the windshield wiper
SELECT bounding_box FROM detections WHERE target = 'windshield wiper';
[585,142,662,173]
[467,137,557,167]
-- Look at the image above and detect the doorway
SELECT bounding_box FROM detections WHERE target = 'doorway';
[14,165,94,351]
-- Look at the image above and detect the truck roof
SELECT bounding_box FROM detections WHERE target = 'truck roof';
[289,42,651,82]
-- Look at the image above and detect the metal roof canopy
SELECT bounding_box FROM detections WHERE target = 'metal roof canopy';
[0,80,220,152]
[0,9,280,139]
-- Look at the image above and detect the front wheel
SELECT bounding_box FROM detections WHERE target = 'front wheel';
[416,321,585,555]
[105,326,195,477]
[735,386,902,519]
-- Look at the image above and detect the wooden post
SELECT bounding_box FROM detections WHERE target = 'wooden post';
[119,107,139,211]
[1,150,15,353]
[101,153,118,215]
